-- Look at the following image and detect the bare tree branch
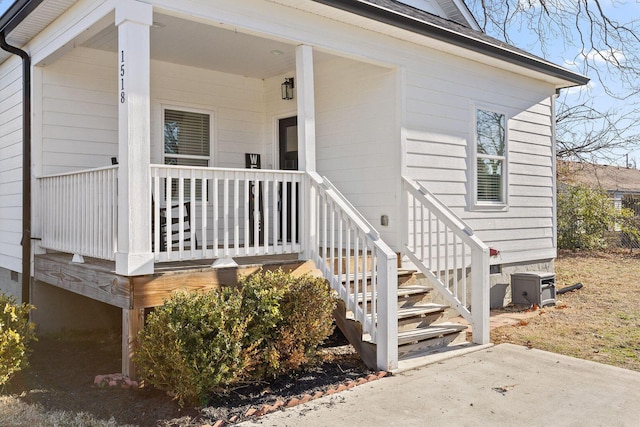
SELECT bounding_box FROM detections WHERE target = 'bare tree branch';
[466,0,640,162]
[556,96,640,162]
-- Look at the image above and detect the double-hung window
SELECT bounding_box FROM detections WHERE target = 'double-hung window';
[163,108,211,200]
[475,108,507,206]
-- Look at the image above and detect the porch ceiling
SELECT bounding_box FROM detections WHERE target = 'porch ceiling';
[81,13,300,79]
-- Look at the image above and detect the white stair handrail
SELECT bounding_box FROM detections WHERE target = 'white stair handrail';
[306,171,398,370]
[315,173,380,241]
[402,176,490,345]
[404,178,476,239]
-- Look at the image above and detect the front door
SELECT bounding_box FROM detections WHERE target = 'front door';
[279,116,298,170]
[278,117,298,242]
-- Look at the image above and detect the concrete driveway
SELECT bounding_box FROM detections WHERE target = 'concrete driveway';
[240,344,640,426]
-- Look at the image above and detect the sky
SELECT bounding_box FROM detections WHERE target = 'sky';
[0,0,11,16]
[0,0,637,165]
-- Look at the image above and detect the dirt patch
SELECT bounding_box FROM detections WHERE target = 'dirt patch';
[492,250,640,372]
[2,329,372,426]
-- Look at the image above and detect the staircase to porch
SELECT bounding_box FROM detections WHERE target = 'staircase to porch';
[333,266,467,369]
[307,173,489,371]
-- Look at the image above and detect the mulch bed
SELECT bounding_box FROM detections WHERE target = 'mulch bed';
[5,328,375,426]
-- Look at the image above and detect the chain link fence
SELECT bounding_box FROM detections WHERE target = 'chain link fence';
[609,195,640,250]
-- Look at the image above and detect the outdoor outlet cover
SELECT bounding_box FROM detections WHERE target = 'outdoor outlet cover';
[381,215,389,226]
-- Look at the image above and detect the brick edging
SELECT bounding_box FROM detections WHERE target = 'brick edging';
[202,371,389,427]
[94,370,389,426]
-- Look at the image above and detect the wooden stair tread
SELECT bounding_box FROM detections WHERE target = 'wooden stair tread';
[346,303,447,321]
[337,269,415,282]
[398,284,431,294]
[331,266,468,368]
[396,304,448,319]
[355,284,431,304]
[397,323,467,345]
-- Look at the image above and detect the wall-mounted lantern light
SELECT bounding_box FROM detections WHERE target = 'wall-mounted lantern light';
[281,77,294,100]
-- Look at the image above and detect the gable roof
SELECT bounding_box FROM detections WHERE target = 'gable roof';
[392,0,480,29]
[558,161,640,194]
[312,0,588,87]
[434,0,480,29]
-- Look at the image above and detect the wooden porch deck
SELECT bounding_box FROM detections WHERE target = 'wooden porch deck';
[34,251,318,310]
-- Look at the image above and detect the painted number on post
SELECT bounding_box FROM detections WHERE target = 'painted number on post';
[120,50,125,104]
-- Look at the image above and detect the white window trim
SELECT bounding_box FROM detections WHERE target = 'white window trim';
[161,104,215,167]
[471,103,509,211]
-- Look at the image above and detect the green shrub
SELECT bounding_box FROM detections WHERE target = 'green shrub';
[240,270,336,379]
[135,269,337,406]
[0,294,36,386]
[134,288,252,406]
[558,184,638,250]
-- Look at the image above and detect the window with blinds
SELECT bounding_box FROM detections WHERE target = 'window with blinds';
[164,109,211,200]
[476,109,506,203]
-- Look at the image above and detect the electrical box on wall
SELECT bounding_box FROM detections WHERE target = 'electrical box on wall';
[511,272,556,307]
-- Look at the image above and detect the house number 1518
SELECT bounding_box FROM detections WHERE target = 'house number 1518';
[120,50,125,104]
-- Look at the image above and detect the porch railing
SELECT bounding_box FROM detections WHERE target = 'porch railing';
[402,176,489,344]
[150,165,304,262]
[308,171,398,370]
[38,166,118,260]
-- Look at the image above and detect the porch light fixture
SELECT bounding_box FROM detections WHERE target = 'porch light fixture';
[281,77,294,100]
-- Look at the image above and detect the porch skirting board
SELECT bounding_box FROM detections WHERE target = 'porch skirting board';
[34,253,131,309]
[34,252,315,310]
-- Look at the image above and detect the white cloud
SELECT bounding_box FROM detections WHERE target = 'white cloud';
[517,0,539,9]
[563,58,581,70]
[562,81,596,96]
[581,49,626,65]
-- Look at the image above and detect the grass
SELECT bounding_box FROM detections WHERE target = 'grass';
[0,396,135,427]
[492,250,640,372]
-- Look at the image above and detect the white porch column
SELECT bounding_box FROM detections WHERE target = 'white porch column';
[296,45,316,172]
[115,1,153,276]
[296,45,317,259]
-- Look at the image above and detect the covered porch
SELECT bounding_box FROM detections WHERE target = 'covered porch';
[31,0,400,268]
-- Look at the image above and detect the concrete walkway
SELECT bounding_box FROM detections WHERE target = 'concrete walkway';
[240,344,640,426]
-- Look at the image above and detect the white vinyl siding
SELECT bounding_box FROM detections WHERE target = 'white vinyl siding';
[40,47,117,175]
[402,45,555,263]
[0,57,24,272]
[314,56,397,245]
[39,47,266,174]
[150,60,265,168]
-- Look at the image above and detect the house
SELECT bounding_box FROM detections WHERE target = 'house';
[558,160,640,248]
[558,160,640,215]
[0,0,588,374]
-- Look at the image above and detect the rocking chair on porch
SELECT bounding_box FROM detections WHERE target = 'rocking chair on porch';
[152,201,197,252]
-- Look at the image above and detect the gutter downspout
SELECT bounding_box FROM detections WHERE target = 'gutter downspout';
[0,34,32,304]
